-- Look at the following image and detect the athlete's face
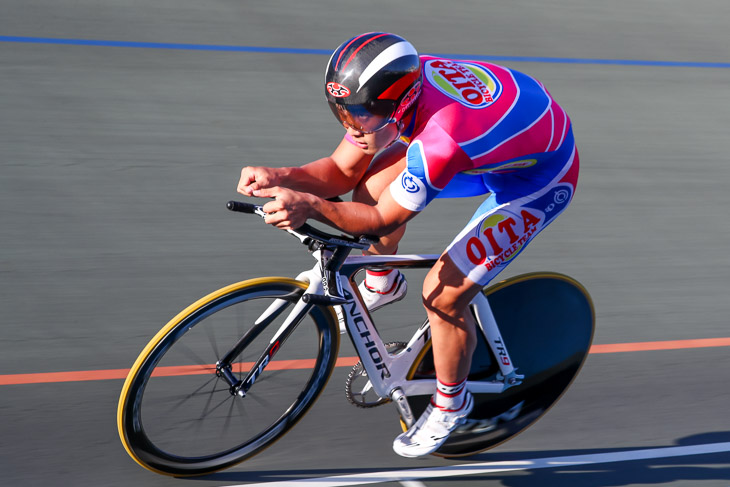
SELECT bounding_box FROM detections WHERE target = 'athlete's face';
[344,123,399,155]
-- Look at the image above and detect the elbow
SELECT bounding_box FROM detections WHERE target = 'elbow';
[377,221,403,236]
[370,212,410,237]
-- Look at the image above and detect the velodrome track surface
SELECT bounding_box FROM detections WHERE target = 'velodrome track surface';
[2,1,729,486]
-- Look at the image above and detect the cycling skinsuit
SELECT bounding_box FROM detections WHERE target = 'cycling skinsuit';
[359,56,579,286]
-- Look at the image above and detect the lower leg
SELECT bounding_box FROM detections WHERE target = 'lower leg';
[362,224,406,256]
[422,254,481,403]
[428,303,477,381]
[361,225,406,293]
[435,377,468,411]
[392,255,481,457]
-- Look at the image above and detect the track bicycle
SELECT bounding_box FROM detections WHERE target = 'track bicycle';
[117,200,595,476]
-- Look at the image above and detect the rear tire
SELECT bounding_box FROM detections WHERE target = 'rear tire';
[117,278,339,476]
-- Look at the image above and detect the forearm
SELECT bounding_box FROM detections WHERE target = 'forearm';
[280,158,360,198]
[255,184,414,236]
[309,197,405,237]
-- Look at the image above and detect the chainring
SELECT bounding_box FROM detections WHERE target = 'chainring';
[345,341,408,408]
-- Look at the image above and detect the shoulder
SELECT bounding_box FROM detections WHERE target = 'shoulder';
[413,57,527,143]
[419,56,515,109]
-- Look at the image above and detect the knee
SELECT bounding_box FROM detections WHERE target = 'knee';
[421,257,479,322]
[421,273,460,319]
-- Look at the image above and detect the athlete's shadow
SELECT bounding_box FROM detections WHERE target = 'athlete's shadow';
[188,432,730,485]
[456,432,730,487]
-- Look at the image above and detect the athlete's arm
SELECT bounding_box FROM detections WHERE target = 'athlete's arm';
[311,185,416,236]
[254,184,417,237]
[238,136,372,199]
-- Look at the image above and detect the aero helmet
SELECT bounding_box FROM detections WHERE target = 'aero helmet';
[325,32,422,133]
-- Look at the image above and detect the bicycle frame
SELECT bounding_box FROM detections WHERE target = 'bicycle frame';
[119,201,594,475]
[292,252,524,426]
[218,202,523,426]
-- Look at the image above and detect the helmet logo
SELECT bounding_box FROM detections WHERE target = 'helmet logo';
[327,82,351,98]
[394,79,421,120]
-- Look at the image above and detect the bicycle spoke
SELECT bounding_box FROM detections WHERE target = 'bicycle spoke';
[219,297,298,366]
[153,376,222,414]
[121,280,338,473]
[205,323,220,359]
[240,387,275,409]
[171,340,215,368]
[222,395,238,435]
[197,382,231,420]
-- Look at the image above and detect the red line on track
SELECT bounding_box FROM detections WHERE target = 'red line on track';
[0,357,360,386]
[588,337,730,354]
[1,338,728,386]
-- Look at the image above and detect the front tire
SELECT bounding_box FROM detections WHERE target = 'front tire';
[117,278,339,476]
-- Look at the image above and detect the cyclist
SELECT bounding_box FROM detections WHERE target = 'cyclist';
[237,32,579,458]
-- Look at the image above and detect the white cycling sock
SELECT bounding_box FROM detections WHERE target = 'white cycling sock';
[434,377,468,411]
[364,268,399,294]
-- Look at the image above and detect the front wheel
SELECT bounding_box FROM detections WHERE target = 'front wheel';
[117,278,340,476]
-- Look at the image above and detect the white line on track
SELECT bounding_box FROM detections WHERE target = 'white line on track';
[231,441,730,487]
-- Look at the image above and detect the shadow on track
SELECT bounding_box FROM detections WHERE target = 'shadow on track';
[184,432,730,485]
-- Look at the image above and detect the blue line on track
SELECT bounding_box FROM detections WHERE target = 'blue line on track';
[0,36,331,55]
[2,36,730,69]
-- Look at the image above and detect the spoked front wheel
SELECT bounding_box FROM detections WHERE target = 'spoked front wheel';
[117,278,339,476]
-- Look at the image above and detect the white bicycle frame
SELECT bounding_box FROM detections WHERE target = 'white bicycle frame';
[293,251,524,427]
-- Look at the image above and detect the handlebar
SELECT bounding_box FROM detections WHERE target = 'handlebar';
[226,200,379,250]
[226,200,261,215]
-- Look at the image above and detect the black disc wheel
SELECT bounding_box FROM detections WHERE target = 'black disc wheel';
[404,272,595,457]
[117,278,339,476]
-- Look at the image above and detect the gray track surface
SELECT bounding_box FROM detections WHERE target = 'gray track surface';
[2,1,729,486]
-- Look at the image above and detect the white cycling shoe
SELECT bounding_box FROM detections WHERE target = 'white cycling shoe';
[358,271,408,312]
[392,392,474,458]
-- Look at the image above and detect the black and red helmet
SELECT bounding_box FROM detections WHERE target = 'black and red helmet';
[325,32,422,133]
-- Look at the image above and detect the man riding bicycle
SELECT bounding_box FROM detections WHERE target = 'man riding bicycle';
[238,32,579,458]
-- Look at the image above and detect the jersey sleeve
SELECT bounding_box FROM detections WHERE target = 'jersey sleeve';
[389,122,474,212]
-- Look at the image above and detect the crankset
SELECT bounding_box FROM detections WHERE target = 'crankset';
[345,341,407,408]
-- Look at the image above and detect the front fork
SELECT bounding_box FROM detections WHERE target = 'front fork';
[216,249,349,397]
[216,295,315,397]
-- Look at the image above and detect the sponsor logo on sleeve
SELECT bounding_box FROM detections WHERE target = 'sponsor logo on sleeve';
[401,171,424,194]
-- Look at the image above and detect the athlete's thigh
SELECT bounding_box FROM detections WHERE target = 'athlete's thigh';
[446,183,575,286]
[422,253,484,318]
[353,142,407,205]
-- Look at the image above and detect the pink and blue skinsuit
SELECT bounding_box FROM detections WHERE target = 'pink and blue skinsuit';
[387,56,579,285]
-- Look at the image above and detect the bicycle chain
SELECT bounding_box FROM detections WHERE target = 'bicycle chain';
[345,341,408,408]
